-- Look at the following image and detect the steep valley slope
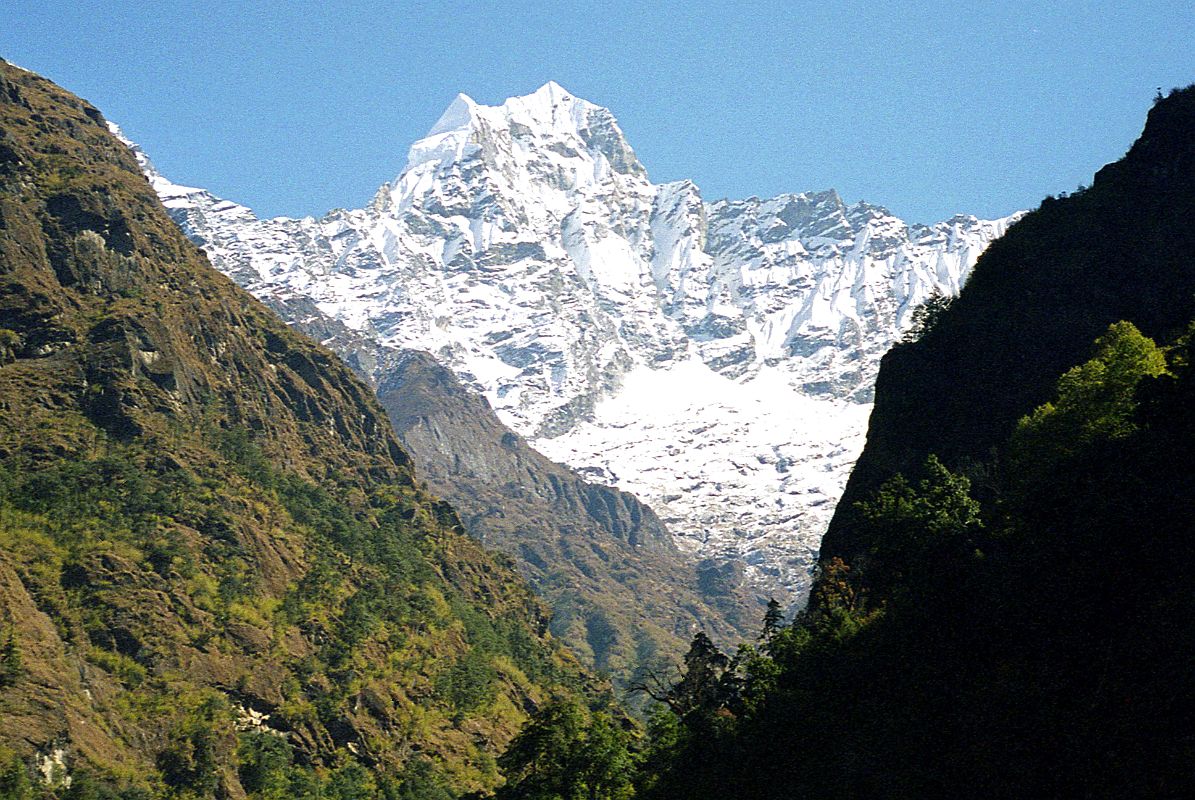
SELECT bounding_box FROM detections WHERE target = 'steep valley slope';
[249,294,760,687]
[0,59,598,798]
[635,83,1195,800]
[824,83,1195,563]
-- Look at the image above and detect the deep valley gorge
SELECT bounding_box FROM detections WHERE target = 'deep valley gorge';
[1,21,1193,798]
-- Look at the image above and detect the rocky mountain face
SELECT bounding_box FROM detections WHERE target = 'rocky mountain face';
[823,85,1195,564]
[0,60,595,797]
[375,351,759,668]
[129,82,1019,600]
[252,290,759,687]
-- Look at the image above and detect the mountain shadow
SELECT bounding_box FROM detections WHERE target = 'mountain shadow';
[825,84,1195,563]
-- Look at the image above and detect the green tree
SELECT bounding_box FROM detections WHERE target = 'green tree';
[156,696,230,796]
[572,714,636,800]
[0,749,33,800]
[389,757,454,800]
[902,290,953,342]
[0,329,20,365]
[324,761,376,800]
[758,599,784,649]
[495,699,637,800]
[496,698,587,799]
[1010,320,1167,490]
[634,706,681,795]
[854,455,983,600]
[666,633,732,723]
[236,732,295,799]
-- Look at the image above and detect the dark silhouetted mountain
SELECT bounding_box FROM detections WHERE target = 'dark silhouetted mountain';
[825,84,1195,564]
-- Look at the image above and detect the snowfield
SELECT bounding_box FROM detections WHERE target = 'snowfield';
[115,84,1019,600]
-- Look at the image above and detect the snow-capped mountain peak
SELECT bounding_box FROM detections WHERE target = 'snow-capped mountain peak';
[121,87,1021,600]
[424,81,595,138]
[425,92,480,137]
[397,83,644,214]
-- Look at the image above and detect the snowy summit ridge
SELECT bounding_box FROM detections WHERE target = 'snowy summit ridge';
[422,82,595,142]
[125,84,1021,600]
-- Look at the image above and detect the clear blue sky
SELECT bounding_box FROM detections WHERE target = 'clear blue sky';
[3,1,1191,223]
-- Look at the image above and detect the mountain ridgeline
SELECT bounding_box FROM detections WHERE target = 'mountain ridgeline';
[0,59,600,798]
[130,84,1017,602]
[4,56,1193,800]
[404,85,1195,800]
[236,284,760,696]
[824,83,1195,563]
[580,85,1195,799]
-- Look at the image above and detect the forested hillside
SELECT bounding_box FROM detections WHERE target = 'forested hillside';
[631,317,1195,798]
[255,305,757,697]
[2,53,1191,800]
[0,59,598,799]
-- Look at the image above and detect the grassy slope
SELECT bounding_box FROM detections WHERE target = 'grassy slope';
[0,59,597,798]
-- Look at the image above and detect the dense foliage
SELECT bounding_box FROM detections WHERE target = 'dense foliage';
[545,320,1190,799]
[607,85,1195,799]
[4,54,1193,800]
[477,319,1195,799]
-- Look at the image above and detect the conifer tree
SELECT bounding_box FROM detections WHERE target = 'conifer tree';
[903,289,952,342]
[759,599,785,652]
[0,750,33,800]
[666,632,731,721]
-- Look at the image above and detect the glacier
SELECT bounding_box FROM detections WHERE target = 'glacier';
[117,83,1020,601]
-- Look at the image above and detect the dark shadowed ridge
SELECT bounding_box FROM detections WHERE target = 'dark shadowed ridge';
[824,84,1195,564]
